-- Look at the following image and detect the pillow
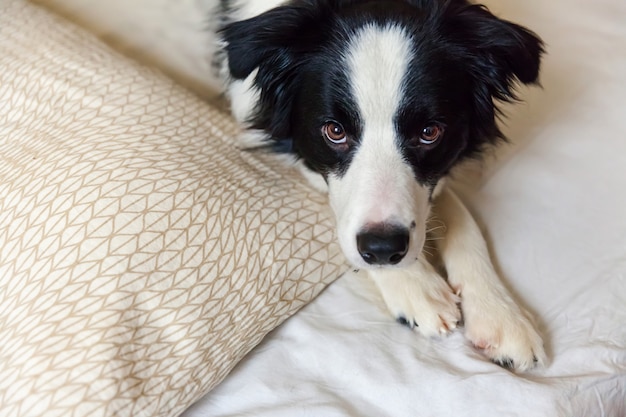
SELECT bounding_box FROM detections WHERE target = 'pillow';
[0,1,347,416]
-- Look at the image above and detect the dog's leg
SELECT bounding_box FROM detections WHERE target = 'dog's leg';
[434,188,546,372]
[369,260,461,338]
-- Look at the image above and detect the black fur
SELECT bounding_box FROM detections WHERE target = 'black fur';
[220,0,544,181]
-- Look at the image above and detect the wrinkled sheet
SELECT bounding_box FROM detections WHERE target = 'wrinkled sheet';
[183,0,626,415]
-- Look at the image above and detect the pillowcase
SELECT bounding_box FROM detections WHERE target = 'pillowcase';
[0,1,346,416]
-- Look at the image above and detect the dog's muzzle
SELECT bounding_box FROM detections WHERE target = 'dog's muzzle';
[356,224,410,266]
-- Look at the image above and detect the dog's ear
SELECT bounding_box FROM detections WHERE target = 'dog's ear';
[220,2,334,139]
[221,4,326,80]
[441,3,545,102]
[438,2,544,149]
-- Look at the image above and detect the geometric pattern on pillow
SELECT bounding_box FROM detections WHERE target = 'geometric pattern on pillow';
[0,1,347,416]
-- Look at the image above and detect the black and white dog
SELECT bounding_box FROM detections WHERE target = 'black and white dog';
[213,0,545,372]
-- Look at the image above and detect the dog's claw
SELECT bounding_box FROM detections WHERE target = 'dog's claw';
[439,315,458,333]
[397,316,409,327]
[396,316,419,329]
[492,357,515,370]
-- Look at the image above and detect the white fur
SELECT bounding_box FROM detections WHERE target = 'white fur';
[227,0,287,21]
[328,24,430,269]
[227,71,260,127]
[433,188,547,371]
[369,259,461,338]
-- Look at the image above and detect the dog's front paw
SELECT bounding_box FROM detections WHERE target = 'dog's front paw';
[462,292,546,372]
[372,268,461,338]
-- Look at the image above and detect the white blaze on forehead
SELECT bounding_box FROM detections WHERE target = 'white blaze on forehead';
[327,24,432,269]
[347,23,413,134]
[336,23,417,223]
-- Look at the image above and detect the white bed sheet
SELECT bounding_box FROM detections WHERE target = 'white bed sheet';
[182,0,626,415]
[38,0,626,414]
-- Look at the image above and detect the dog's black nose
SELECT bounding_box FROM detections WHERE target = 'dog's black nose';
[357,225,410,266]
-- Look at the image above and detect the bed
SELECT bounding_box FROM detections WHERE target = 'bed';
[3,0,625,416]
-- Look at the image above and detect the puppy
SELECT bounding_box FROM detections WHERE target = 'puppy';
[213,0,546,372]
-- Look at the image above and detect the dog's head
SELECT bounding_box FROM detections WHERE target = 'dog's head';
[222,0,544,269]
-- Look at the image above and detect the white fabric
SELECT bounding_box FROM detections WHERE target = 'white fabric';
[183,0,626,415]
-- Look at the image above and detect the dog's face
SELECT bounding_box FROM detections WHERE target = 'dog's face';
[222,0,543,269]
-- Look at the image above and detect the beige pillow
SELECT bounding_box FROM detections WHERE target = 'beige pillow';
[0,1,346,416]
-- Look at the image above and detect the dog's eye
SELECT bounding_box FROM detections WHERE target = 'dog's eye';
[323,122,347,145]
[419,123,445,146]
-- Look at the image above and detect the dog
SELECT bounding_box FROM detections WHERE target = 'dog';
[211,0,546,372]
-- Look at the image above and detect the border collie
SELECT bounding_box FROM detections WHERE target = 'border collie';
[213,0,546,372]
